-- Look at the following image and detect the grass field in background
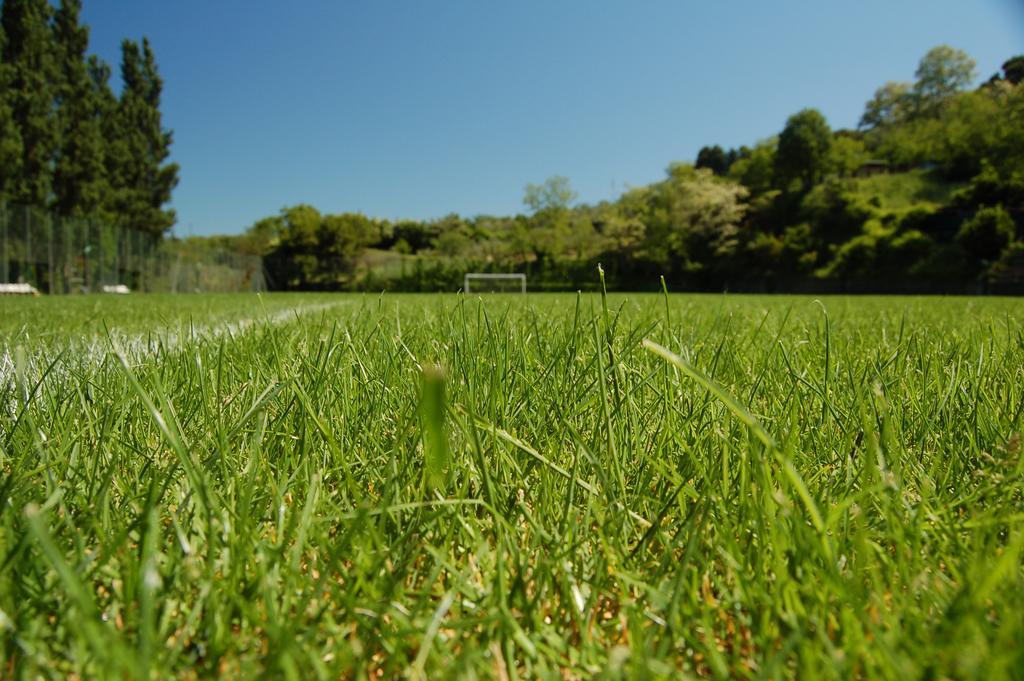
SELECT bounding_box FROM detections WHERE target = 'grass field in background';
[846,169,963,212]
[1,291,1023,678]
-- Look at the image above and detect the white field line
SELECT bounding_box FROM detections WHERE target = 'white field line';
[0,301,345,420]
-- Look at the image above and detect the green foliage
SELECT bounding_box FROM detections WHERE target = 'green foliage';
[695,144,730,175]
[818,219,887,278]
[867,57,1020,180]
[953,162,1024,217]
[933,87,1012,179]
[828,134,868,177]
[388,219,437,253]
[658,163,748,264]
[913,45,976,113]
[235,215,283,256]
[431,213,472,257]
[523,175,576,214]
[1,0,58,206]
[869,114,940,168]
[860,81,913,129]
[781,222,820,270]
[265,205,379,289]
[979,83,1024,178]
[0,21,24,197]
[520,176,579,268]
[956,204,1016,265]
[818,219,934,281]
[1001,55,1024,86]
[775,108,832,190]
[800,178,879,243]
[52,0,106,218]
[987,240,1024,286]
[106,38,179,235]
[0,4,178,235]
[736,224,820,285]
[727,139,776,196]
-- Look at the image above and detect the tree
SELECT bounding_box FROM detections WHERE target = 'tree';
[695,145,728,175]
[89,54,121,222]
[656,164,748,270]
[238,215,284,256]
[266,204,321,288]
[1,0,58,206]
[52,0,106,217]
[865,76,1023,179]
[109,38,179,235]
[523,176,577,266]
[594,204,645,259]
[828,134,868,177]
[821,219,933,281]
[935,88,1010,179]
[1001,56,1024,86]
[800,178,879,245]
[956,204,1015,265]
[913,45,975,113]
[523,175,576,214]
[264,206,378,289]
[954,163,1024,220]
[390,220,435,253]
[319,212,376,262]
[985,55,1024,88]
[728,140,776,196]
[859,81,913,129]
[775,108,832,190]
[431,213,471,257]
[0,22,25,198]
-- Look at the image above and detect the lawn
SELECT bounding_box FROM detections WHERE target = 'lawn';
[846,169,964,212]
[1,291,1022,678]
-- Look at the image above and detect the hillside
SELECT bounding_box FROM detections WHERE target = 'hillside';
[846,170,963,212]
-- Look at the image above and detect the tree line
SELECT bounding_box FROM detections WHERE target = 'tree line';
[225,45,1022,293]
[0,0,177,236]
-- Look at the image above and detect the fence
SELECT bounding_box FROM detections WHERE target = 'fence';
[0,202,264,294]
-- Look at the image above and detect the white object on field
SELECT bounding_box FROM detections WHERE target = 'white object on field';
[101,284,131,294]
[0,283,40,296]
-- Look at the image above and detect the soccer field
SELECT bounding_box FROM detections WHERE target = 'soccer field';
[1,292,1023,678]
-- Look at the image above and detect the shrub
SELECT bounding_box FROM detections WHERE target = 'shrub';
[956,204,1016,264]
[801,180,880,244]
[987,240,1024,286]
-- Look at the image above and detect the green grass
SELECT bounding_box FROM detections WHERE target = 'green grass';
[847,169,963,211]
[1,291,1023,678]
[0,292,338,349]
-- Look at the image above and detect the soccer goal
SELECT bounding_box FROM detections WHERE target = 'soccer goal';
[463,273,527,294]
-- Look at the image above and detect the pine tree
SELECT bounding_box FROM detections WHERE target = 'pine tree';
[139,38,179,235]
[0,22,25,199]
[110,38,178,235]
[89,55,121,224]
[1,0,58,207]
[52,0,106,217]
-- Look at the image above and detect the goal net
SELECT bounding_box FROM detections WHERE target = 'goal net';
[463,273,527,294]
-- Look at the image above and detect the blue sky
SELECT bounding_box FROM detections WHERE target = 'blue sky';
[79,0,1024,236]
